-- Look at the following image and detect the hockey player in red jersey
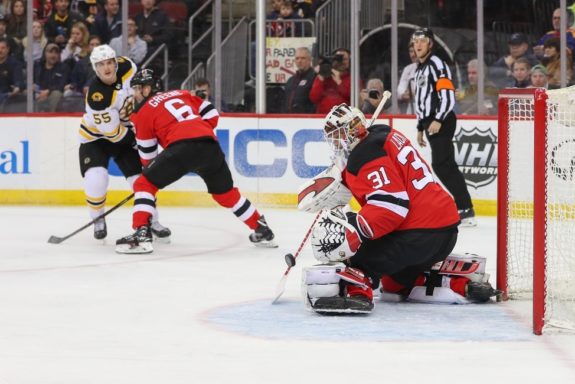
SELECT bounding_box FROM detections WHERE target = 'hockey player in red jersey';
[302,104,499,313]
[115,69,277,254]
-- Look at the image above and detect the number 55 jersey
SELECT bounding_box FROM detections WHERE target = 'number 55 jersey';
[342,124,460,239]
[79,56,137,144]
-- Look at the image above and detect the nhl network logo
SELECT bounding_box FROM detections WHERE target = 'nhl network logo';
[453,126,497,189]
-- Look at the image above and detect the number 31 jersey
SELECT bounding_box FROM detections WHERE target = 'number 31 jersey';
[79,56,137,144]
[342,125,460,240]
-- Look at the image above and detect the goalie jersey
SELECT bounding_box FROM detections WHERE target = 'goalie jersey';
[79,56,137,144]
[343,124,460,239]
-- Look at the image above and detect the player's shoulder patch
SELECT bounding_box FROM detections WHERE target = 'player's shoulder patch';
[86,79,115,111]
[347,125,390,175]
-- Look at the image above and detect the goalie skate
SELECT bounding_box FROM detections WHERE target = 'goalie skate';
[115,226,153,254]
[309,295,374,314]
[249,216,278,248]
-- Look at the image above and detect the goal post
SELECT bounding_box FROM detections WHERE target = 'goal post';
[497,87,575,335]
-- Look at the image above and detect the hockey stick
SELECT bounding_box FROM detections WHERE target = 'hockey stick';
[368,90,391,127]
[271,210,322,304]
[47,193,135,244]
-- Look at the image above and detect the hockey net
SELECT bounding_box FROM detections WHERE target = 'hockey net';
[497,87,575,335]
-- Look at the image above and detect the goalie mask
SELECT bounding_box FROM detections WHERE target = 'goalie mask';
[323,104,367,158]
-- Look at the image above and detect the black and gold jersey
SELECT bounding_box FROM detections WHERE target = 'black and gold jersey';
[80,56,137,144]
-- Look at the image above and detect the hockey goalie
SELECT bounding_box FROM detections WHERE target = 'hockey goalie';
[298,104,500,314]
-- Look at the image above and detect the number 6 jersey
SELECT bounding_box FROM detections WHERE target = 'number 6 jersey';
[129,90,220,166]
[342,124,460,239]
[79,56,137,144]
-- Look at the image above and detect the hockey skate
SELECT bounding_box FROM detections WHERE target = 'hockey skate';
[115,225,153,254]
[249,216,278,248]
[458,208,477,227]
[150,220,171,244]
[94,218,107,240]
[465,281,502,302]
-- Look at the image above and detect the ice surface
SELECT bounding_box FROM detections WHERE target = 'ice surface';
[0,206,574,383]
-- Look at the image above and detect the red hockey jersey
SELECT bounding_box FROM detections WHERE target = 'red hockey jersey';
[342,125,460,239]
[130,90,220,165]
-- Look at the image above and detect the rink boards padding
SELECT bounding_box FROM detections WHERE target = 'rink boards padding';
[0,114,497,215]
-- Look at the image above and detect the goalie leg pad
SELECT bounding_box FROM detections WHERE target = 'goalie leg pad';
[440,253,488,283]
[407,286,471,304]
[302,263,373,314]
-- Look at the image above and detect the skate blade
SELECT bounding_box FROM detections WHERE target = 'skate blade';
[313,307,372,315]
[153,235,171,244]
[115,242,154,254]
[252,239,278,248]
[459,218,477,228]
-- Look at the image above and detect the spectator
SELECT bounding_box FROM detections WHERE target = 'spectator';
[529,64,548,89]
[490,33,539,89]
[65,34,100,97]
[0,38,24,111]
[109,17,146,65]
[509,57,532,88]
[134,0,174,57]
[397,41,417,114]
[44,0,84,49]
[33,0,52,22]
[533,7,575,59]
[542,37,573,89]
[90,0,121,44]
[267,0,282,19]
[455,59,499,115]
[61,21,90,68]
[192,77,230,112]
[293,0,314,18]
[0,13,22,59]
[309,47,352,114]
[269,0,303,37]
[359,78,384,115]
[33,42,70,112]
[22,20,48,62]
[282,46,315,113]
[7,0,27,43]
[0,0,10,16]
[77,0,99,30]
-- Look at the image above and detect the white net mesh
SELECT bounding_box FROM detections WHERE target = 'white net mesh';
[504,87,575,332]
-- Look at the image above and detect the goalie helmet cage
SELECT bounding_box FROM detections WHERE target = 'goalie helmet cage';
[497,87,575,335]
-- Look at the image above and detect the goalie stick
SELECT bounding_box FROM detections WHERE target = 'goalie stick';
[368,90,391,127]
[47,193,135,244]
[271,210,322,304]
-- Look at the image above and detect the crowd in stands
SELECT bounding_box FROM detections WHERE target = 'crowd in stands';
[0,0,177,113]
[2,2,575,115]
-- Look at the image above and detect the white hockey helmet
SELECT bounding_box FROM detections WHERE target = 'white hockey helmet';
[323,103,367,157]
[90,44,117,73]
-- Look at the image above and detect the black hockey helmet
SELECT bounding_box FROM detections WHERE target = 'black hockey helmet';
[411,28,434,43]
[131,68,162,94]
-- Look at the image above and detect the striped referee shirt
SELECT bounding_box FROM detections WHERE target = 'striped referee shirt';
[414,54,456,130]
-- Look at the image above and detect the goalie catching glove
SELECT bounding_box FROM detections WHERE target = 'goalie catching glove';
[297,163,352,213]
[310,208,366,262]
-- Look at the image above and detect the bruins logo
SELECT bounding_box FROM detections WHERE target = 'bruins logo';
[92,92,104,102]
